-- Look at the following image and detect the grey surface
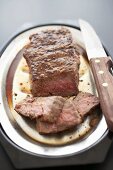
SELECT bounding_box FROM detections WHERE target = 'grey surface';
[0,0,113,169]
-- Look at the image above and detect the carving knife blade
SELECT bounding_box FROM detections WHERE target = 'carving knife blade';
[79,19,113,131]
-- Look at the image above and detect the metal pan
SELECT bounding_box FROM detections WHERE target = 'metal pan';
[0,24,108,157]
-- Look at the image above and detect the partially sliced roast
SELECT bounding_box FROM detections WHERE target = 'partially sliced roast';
[23,28,82,97]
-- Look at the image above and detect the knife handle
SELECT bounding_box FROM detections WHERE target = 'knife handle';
[90,57,113,132]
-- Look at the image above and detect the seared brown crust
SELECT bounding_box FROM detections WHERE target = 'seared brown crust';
[23,28,80,97]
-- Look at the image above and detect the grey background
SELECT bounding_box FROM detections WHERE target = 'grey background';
[0,0,113,56]
[0,0,113,169]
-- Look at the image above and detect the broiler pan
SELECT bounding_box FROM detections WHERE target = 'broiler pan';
[0,23,112,167]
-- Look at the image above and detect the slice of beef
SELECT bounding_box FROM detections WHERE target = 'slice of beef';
[15,96,65,122]
[72,92,100,118]
[36,92,99,134]
[23,28,82,97]
[36,97,82,134]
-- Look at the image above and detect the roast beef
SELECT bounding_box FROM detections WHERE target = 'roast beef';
[23,28,82,97]
[36,92,99,134]
[72,92,100,118]
[15,92,99,134]
[36,96,82,134]
[15,96,65,122]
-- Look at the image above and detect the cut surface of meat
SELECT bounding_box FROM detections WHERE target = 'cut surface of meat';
[72,92,100,118]
[23,28,82,97]
[36,96,82,134]
[14,92,99,134]
[36,92,99,134]
[15,96,65,122]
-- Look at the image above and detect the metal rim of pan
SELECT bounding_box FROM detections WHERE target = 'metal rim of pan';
[0,23,109,157]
